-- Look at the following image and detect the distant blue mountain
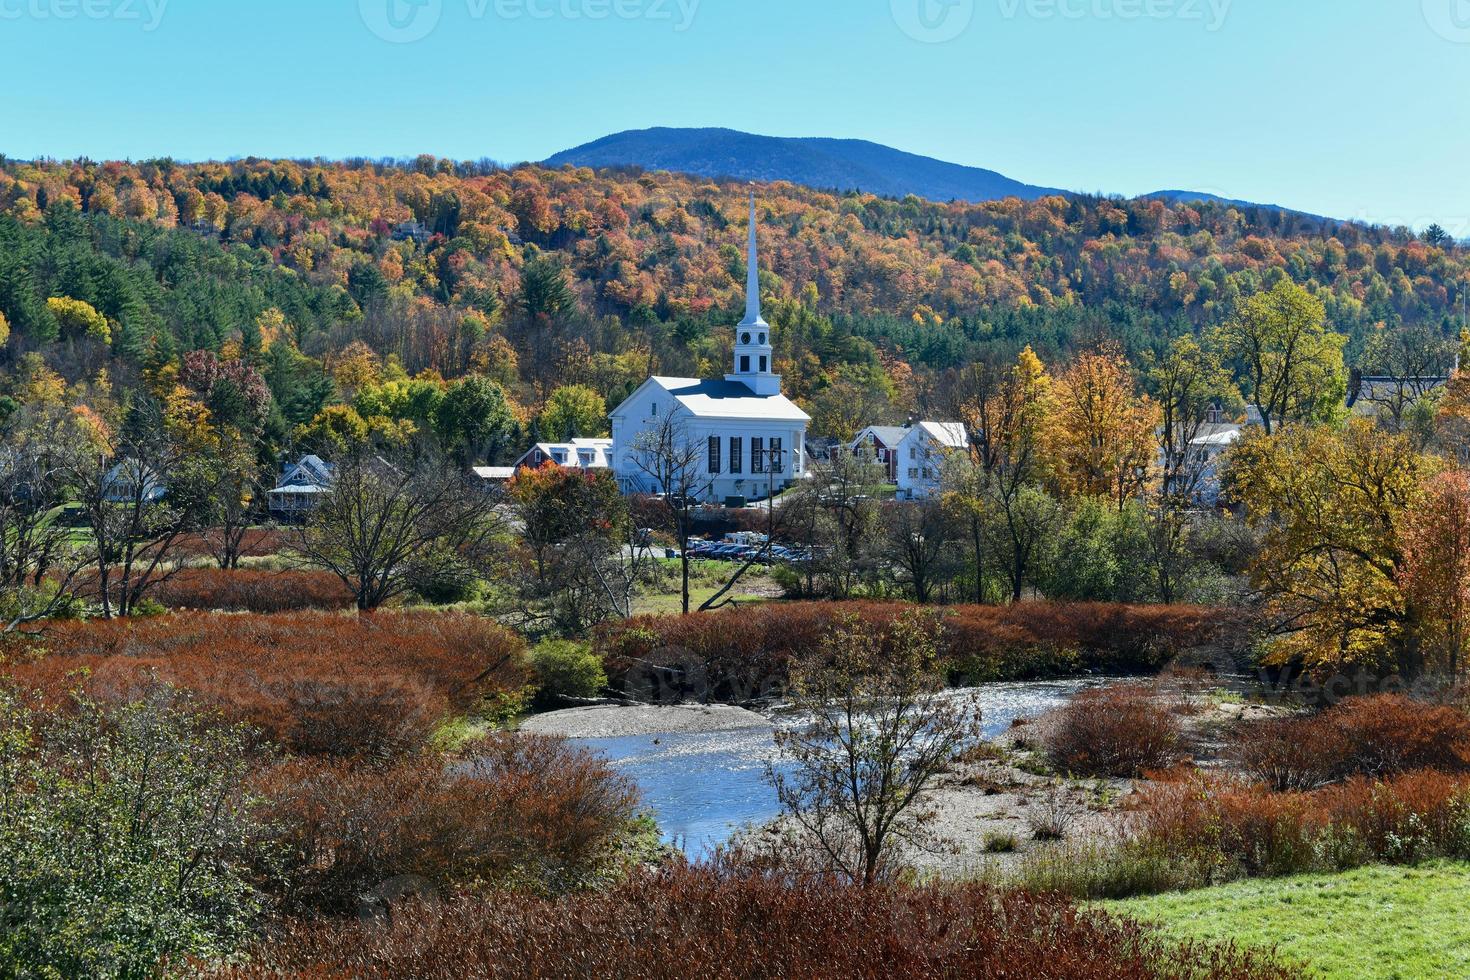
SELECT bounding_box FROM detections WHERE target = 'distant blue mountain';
[545,127,1065,203]
[544,127,1321,218]
[1142,189,1327,221]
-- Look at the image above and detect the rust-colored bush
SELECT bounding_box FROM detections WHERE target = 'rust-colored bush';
[597,601,1232,701]
[1316,769,1470,863]
[254,734,638,913]
[216,865,1299,980]
[173,529,290,561]
[1045,684,1183,777]
[1131,769,1470,880]
[1229,716,1353,791]
[1132,771,1327,878]
[150,569,354,613]
[1231,695,1470,789]
[0,612,531,758]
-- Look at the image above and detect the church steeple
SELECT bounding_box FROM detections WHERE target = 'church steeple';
[729,188,781,396]
[740,190,767,329]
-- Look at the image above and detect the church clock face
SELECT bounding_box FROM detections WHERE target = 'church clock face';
[759,333,766,344]
[741,332,752,345]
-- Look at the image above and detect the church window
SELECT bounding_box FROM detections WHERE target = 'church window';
[760,356,768,372]
[752,437,765,473]
[708,436,721,474]
[730,437,743,473]
[741,356,751,373]
[770,438,783,473]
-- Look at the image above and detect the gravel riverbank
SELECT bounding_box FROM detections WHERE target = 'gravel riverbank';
[520,703,773,739]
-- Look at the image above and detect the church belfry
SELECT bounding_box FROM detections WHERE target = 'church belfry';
[728,189,782,397]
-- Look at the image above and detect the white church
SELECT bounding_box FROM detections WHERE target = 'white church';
[610,194,810,504]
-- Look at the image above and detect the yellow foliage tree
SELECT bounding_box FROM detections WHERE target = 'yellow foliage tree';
[1228,419,1438,674]
[1042,348,1159,508]
[46,296,111,345]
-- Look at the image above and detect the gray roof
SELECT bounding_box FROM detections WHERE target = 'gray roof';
[514,439,614,470]
[1347,375,1449,413]
[637,376,810,423]
[912,421,969,450]
[851,426,909,449]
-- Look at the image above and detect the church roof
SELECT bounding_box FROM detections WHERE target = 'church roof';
[636,376,810,423]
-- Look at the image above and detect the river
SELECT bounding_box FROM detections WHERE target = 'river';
[573,679,1105,857]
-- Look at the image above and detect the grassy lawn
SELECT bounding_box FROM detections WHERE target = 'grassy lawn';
[634,559,778,615]
[1101,862,1470,979]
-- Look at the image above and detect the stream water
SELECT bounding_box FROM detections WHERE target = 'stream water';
[578,679,1106,857]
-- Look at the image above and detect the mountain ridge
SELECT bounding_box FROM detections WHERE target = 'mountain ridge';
[545,127,1315,217]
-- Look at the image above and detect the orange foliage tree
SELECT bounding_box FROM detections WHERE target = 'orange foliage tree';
[1042,347,1159,508]
[1399,469,1470,676]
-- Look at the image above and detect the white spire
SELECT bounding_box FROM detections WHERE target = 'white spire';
[740,188,767,328]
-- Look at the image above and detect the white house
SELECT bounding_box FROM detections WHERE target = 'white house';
[101,459,167,504]
[513,438,614,473]
[894,422,969,499]
[268,455,335,515]
[1186,427,1241,505]
[610,194,810,504]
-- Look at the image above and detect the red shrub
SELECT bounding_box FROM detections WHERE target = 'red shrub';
[1133,772,1327,878]
[217,866,1298,980]
[1132,769,1470,878]
[1229,716,1353,791]
[1329,695,1470,776]
[1317,770,1470,862]
[254,734,638,913]
[172,529,290,561]
[150,569,354,613]
[1045,684,1182,777]
[598,601,1233,700]
[0,612,530,758]
[1231,695,1470,789]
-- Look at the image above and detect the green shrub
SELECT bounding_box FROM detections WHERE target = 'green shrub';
[0,690,269,977]
[532,640,608,702]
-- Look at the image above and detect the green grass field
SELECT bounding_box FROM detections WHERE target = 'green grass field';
[633,560,777,615]
[1102,862,1470,979]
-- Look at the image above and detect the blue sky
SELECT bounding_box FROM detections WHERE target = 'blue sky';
[3,0,1467,229]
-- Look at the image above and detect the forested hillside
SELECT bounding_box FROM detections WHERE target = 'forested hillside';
[0,155,1464,455]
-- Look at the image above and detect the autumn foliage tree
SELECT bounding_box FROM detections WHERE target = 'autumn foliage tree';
[1398,469,1470,677]
[1227,419,1437,675]
[1042,347,1159,508]
[1216,279,1347,434]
